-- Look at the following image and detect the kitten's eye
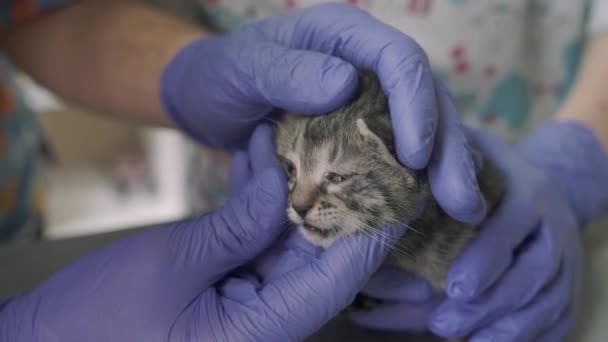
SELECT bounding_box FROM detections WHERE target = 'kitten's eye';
[326,172,348,184]
[279,156,296,178]
[286,162,295,178]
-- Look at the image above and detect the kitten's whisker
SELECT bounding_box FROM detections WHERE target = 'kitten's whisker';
[390,221,425,237]
[342,215,403,242]
[364,216,426,238]
[342,216,415,258]
[357,227,412,258]
[348,218,416,257]
[363,228,414,258]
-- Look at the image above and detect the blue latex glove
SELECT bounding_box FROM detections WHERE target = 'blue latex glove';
[352,122,608,341]
[162,3,485,223]
[0,168,404,341]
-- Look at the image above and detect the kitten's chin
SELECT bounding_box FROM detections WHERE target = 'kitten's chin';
[298,225,340,248]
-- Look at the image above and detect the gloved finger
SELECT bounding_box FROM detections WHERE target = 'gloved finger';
[256,224,406,340]
[385,64,437,170]
[163,167,287,288]
[445,182,540,300]
[463,256,574,342]
[163,36,358,148]
[533,234,581,342]
[349,298,440,332]
[248,124,279,174]
[228,150,251,196]
[256,3,436,170]
[431,224,563,337]
[229,124,280,195]
[428,80,485,223]
[235,34,359,116]
[361,265,434,302]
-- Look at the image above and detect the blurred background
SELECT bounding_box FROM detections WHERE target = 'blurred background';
[13,72,230,241]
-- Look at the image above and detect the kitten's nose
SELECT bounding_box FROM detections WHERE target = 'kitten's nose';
[292,203,313,217]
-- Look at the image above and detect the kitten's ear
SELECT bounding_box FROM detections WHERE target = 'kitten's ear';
[356,114,396,156]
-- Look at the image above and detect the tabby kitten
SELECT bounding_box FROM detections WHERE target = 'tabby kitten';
[274,70,503,291]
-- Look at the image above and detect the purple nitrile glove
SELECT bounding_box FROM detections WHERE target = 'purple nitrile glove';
[0,167,404,342]
[428,122,608,341]
[162,2,485,224]
[354,121,608,341]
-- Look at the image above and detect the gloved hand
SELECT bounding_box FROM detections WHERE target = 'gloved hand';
[162,2,485,223]
[352,121,608,341]
[0,168,404,342]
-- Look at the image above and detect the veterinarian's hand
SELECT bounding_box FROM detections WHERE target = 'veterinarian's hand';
[163,2,485,223]
[0,168,403,342]
[428,122,608,341]
[351,122,608,341]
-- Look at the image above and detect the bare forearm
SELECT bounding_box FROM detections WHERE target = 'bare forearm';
[0,0,206,126]
[557,33,608,149]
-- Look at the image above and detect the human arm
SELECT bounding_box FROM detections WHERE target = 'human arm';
[558,34,608,149]
[0,0,203,126]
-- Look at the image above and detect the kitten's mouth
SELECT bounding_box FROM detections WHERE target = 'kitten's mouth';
[302,224,339,238]
[303,224,327,237]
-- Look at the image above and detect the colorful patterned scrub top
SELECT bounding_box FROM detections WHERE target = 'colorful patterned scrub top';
[191,0,606,140]
[0,0,71,241]
[182,0,608,212]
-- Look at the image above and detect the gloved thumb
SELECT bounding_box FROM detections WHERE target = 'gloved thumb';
[163,167,288,287]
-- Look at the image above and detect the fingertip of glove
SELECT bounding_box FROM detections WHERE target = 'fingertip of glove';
[393,122,435,170]
[397,146,431,170]
[251,123,274,141]
[440,187,487,224]
[428,304,467,338]
[308,61,358,111]
[446,280,475,300]
[323,62,358,93]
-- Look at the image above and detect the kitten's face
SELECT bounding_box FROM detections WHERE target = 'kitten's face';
[276,115,424,247]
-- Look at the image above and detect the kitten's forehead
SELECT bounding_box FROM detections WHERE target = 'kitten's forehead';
[298,136,360,176]
[280,114,369,177]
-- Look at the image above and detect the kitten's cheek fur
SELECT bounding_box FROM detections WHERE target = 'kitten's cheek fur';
[287,207,304,225]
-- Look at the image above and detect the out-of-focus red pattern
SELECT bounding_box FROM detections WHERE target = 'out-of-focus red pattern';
[9,0,39,25]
